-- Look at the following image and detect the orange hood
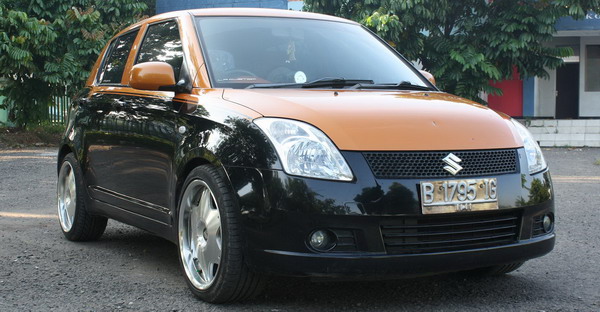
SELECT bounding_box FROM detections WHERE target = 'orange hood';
[222,89,522,151]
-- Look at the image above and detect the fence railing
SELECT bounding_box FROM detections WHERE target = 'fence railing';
[49,95,71,124]
[0,95,71,126]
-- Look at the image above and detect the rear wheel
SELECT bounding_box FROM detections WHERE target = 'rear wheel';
[177,165,265,303]
[57,153,107,241]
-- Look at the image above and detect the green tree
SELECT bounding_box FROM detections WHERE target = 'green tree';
[304,0,600,102]
[0,0,149,127]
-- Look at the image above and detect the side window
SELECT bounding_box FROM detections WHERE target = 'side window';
[136,20,184,79]
[99,30,139,84]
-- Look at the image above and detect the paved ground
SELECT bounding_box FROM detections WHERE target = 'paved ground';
[0,147,599,311]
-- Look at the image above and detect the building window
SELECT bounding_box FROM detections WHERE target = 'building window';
[585,45,600,92]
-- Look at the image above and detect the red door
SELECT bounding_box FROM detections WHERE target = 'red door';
[488,70,523,117]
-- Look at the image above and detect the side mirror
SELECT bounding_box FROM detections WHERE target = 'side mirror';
[130,62,176,91]
[419,70,436,86]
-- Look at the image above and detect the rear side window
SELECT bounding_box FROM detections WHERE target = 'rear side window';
[99,30,139,84]
[136,20,184,79]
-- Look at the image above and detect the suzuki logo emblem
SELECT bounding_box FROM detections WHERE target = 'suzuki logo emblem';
[442,153,463,175]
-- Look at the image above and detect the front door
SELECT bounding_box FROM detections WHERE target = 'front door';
[108,92,179,224]
[555,63,579,119]
[107,19,186,222]
[86,19,187,225]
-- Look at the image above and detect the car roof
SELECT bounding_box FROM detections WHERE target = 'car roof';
[188,7,355,23]
[116,8,356,36]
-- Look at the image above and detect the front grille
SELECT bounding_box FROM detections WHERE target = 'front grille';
[380,210,521,255]
[363,149,518,178]
[532,216,545,237]
[331,229,358,252]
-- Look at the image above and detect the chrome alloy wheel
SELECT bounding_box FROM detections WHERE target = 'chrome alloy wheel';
[179,180,223,290]
[57,161,77,232]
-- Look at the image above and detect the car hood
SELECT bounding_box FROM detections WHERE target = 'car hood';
[222,89,522,151]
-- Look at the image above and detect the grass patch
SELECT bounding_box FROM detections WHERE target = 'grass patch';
[594,159,600,166]
[0,122,65,148]
[29,122,66,143]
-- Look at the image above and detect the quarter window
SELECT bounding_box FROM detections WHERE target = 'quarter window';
[136,21,184,79]
[99,30,139,84]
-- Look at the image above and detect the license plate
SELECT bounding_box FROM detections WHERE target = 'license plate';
[420,178,498,214]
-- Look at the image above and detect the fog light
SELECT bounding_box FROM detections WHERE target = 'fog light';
[542,214,554,233]
[309,230,335,251]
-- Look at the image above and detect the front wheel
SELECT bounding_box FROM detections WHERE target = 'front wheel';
[177,165,265,303]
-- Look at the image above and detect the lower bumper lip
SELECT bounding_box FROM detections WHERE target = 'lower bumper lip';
[264,233,554,259]
[248,234,555,278]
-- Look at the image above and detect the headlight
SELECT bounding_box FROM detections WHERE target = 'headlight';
[511,119,547,174]
[254,118,354,181]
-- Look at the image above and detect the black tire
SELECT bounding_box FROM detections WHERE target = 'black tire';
[57,153,107,241]
[466,262,525,276]
[177,165,265,303]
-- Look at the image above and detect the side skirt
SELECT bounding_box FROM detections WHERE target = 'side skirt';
[89,198,177,243]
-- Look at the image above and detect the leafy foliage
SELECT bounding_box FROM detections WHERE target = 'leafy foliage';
[0,0,151,127]
[304,0,600,102]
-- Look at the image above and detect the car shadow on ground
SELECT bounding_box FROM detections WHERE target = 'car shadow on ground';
[255,274,548,309]
[85,222,180,268]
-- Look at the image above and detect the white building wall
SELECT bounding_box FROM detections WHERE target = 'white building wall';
[535,71,556,117]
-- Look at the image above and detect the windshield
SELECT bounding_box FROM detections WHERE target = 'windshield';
[195,17,430,89]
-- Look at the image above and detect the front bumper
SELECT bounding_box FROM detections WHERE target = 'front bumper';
[225,148,555,278]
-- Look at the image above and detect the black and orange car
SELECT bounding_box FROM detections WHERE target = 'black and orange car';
[56,8,555,303]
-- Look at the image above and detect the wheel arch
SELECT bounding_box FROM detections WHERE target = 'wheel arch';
[175,157,212,204]
[174,148,238,204]
[57,144,74,174]
[172,154,239,242]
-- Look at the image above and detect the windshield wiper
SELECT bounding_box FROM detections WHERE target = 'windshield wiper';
[351,81,434,91]
[246,77,374,89]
